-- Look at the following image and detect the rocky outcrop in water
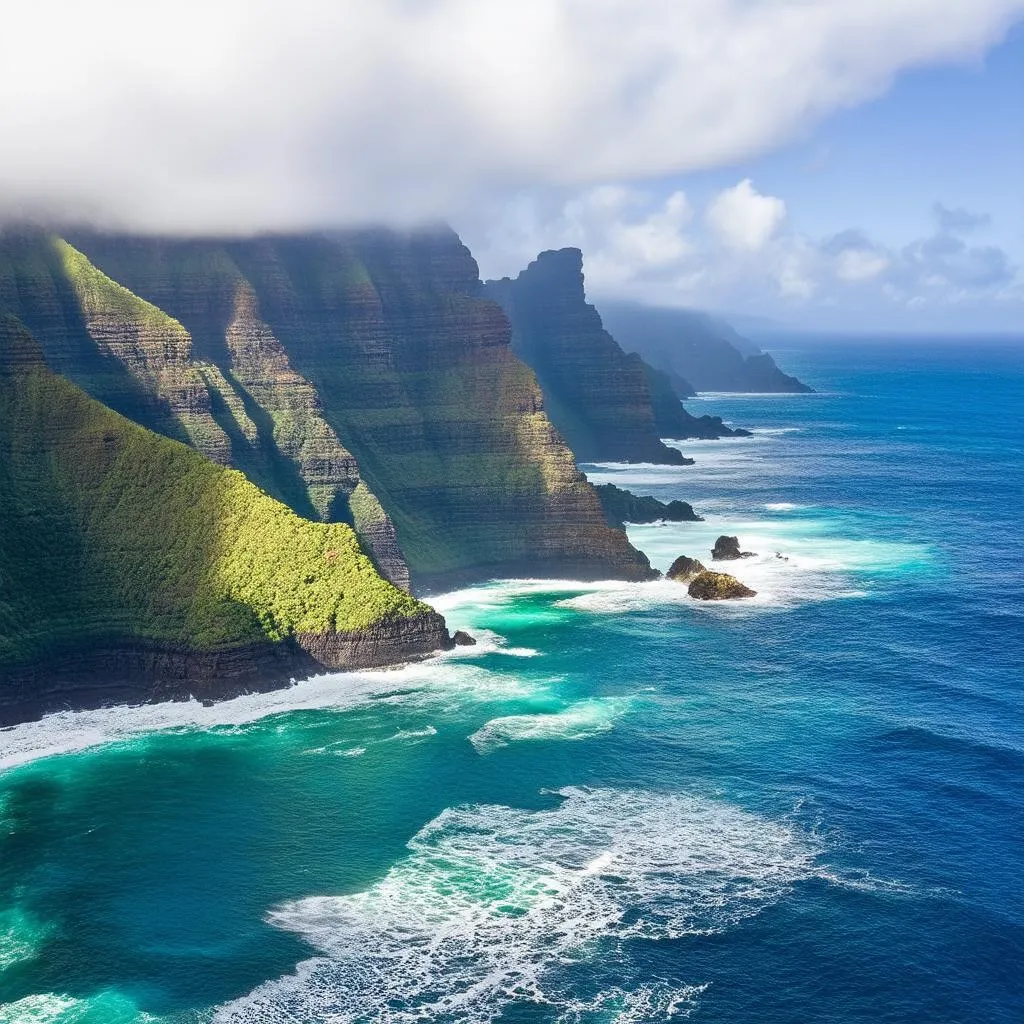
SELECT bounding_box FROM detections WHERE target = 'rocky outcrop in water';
[687,571,757,600]
[666,555,707,582]
[712,535,757,560]
[2,227,653,591]
[599,301,812,394]
[484,249,743,461]
[594,483,701,529]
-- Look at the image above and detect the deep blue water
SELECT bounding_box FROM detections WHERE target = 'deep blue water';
[0,339,1022,1023]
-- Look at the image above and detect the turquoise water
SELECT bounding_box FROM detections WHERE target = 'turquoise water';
[1,339,1022,1022]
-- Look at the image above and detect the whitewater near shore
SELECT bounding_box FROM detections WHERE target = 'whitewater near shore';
[0,339,1021,1023]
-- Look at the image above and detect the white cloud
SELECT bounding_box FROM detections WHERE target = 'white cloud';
[836,248,891,282]
[1,0,1022,230]
[466,186,1022,329]
[706,179,787,251]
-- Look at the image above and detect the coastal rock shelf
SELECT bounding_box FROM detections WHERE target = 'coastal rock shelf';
[594,483,702,530]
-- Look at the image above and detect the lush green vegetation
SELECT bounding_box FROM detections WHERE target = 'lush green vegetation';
[0,318,427,669]
[41,230,651,584]
[56,239,193,346]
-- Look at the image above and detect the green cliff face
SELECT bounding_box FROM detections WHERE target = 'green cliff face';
[0,316,443,709]
[484,249,745,459]
[0,231,410,589]
[63,228,653,588]
[484,249,684,464]
[0,231,231,463]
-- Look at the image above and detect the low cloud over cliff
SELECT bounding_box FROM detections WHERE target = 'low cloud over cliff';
[3,0,1022,232]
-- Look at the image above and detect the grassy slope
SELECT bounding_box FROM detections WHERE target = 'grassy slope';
[0,317,426,670]
[53,238,235,461]
[49,235,409,585]
[56,231,650,583]
[226,235,643,580]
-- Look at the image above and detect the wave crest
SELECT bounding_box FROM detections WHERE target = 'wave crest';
[215,787,820,1023]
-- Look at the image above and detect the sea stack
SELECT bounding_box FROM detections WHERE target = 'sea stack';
[666,555,707,582]
[688,571,757,600]
[712,535,757,560]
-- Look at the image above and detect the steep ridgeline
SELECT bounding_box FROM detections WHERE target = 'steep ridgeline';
[0,230,410,589]
[599,301,812,394]
[0,317,449,725]
[484,249,744,459]
[55,228,653,589]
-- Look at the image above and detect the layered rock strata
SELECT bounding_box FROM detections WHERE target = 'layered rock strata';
[7,227,652,588]
[485,249,743,460]
[0,317,448,724]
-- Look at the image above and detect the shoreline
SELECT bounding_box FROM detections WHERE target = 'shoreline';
[0,611,450,728]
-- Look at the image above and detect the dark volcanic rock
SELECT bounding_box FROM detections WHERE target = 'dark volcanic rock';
[0,611,452,728]
[712,535,757,561]
[594,483,701,529]
[687,571,757,600]
[451,630,477,647]
[666,555,706,582]
[0,319,453,727]
[485,249,742,461]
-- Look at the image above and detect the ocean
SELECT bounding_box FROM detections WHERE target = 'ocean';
[1,338,1022,1023]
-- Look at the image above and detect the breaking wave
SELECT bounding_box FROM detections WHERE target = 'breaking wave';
[0,659,544,771]
[469,698,632,754]
[215,787,821,1024]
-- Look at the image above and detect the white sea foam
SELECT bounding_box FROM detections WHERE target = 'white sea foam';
[0,994,80,1024]
[555,580,697,614]
[687,391,825,400]
[384,725,437,743]
[0,991,158,1024]
[0,660,543,771]
[0,907,50,972]
[434,626,539,659]
[585,438,773,487]
[469,698,630,754]
[215,787,820,1024]
[620,514,932,612]
[764,502,801,511]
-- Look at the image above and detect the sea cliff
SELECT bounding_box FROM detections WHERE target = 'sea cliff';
[1,228,653,590]
[0,316,449,724]
[599,301,812,394]
[484,249,743,460]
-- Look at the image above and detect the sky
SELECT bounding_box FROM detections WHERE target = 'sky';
[2,0,1022,331]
